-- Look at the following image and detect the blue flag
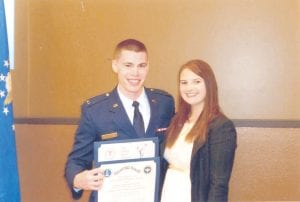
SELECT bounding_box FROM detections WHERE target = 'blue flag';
[0,0,21,201]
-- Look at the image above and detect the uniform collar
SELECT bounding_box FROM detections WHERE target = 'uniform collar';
[117,85,148,107]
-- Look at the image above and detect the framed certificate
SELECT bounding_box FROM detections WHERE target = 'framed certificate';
[93,137,160,202]
[94,137,159,163]
[95,158,160,202]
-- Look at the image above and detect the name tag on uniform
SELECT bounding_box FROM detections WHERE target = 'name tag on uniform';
[101,132,118,140]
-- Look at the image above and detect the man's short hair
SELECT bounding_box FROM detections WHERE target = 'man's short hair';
[113,39,148,59]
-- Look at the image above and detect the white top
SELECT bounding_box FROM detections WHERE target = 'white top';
[161,122,194,202]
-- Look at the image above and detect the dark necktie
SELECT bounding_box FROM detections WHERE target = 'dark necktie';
[132,101,145,137]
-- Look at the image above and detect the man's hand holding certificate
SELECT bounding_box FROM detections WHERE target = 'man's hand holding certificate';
[94,137,160,202]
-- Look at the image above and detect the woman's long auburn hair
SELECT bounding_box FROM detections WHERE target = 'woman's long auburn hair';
[165,59,222,154]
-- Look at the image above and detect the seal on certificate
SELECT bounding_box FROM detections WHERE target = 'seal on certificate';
[104,149,115,160]
[144,166,152,174]
[103,169,112,177]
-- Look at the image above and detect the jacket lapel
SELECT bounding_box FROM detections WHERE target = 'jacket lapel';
[145,89,159,137]
[109,88,138,138]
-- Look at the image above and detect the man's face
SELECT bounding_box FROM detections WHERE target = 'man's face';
[112,50,149,100]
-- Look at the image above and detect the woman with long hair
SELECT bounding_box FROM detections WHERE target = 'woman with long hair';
[160,59,237,202]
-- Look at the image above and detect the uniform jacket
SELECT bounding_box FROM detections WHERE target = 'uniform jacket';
[65,87,175,201]
[160,114,237,202]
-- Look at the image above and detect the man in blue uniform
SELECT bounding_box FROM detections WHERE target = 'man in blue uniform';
[64,39,175,201]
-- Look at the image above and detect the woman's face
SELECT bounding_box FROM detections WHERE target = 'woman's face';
[179,68,206,108]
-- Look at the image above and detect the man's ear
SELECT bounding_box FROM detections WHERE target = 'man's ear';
[112,60,118,73]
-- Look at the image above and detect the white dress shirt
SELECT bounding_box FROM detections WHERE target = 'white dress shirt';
[117,86,151,132]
